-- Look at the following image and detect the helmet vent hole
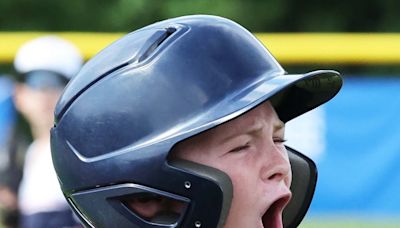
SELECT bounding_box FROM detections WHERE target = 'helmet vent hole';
[137,27,177,63]
[122,192,187,225]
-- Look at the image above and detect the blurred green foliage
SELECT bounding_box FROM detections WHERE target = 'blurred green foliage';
[1,0,400,32]
[1,0,400,75]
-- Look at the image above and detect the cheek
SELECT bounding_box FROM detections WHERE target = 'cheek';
[232,173,254,202]
[219,164,262,227]
[220,164,259,205]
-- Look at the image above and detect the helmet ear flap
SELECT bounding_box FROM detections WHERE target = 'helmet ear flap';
[283,146,317,228]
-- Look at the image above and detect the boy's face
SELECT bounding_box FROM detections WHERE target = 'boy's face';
[173,101,292,228]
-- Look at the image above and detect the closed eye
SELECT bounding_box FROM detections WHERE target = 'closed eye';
[273,138,286,144]
[229,142,250,153]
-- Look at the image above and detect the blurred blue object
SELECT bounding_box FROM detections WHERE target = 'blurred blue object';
[0,76,16,166]
[308,76,400,217]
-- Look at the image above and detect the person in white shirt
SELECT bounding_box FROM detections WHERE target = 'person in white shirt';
[13,36,83,228]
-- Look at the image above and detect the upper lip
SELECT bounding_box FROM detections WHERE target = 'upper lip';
[261,188,292,217]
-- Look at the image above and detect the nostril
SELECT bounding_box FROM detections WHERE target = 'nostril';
[264,163,290,182]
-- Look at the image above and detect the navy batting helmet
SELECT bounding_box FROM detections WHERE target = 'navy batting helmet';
[51,15,342,227]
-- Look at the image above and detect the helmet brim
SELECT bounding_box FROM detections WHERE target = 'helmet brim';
[209,69,343,126]
[174,69,342,141]
[270,70,342,123]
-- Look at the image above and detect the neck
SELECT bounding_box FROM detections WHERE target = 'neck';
[31,125,51,143]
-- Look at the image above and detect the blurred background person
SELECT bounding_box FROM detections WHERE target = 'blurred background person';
[12,35,83,228]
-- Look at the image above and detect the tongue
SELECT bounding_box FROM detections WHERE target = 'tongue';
[262,199,284,228]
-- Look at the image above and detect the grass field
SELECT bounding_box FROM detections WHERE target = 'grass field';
[1,213,399,227]
[2,220,398,228]
[1,220,399,228]
[300,217,400,228]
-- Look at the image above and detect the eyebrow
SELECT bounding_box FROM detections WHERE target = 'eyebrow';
[220,119,285,143]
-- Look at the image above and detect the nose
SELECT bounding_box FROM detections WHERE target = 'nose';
[260,146,291,183]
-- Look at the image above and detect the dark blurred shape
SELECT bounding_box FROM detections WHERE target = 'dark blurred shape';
[0,0,399,32]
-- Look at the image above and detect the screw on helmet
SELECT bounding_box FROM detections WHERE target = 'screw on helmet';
[51,15,342,228]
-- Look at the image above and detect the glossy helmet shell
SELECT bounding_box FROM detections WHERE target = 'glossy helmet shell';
[51,15,342,227]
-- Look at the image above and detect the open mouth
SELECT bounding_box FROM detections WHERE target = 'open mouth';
[262,194,291,228]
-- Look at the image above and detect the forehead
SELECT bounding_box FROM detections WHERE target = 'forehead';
[212,101,280,136]
[174,101,282,150]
